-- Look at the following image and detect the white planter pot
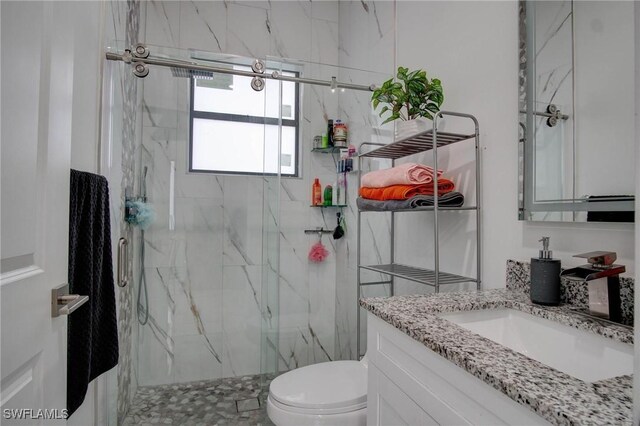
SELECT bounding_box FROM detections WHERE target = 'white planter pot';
[395,117,446,140]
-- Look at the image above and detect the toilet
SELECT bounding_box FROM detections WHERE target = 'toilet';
[267,357,368,426]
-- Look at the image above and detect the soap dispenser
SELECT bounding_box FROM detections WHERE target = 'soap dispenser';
[530,237,561,305]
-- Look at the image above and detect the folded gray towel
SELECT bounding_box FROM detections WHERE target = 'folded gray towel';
[409,192,464,208]
[357,192,465,211]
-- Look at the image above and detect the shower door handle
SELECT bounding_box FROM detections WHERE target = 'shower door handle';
[117,237,129,287]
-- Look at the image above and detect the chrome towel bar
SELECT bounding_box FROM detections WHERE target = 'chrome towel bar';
[304,227,333,235]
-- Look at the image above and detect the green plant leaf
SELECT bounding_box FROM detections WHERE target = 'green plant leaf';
[371,66,443,124]
[425,103,440,114]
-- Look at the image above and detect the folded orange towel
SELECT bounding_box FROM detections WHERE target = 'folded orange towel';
[359,179,455,201]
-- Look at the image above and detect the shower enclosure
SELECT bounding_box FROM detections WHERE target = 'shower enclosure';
[102,38,391,424]
[121,44,287,387]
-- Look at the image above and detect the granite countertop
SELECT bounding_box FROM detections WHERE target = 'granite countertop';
[360,289,633,425]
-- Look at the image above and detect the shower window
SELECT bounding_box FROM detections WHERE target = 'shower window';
[189,65,299,177]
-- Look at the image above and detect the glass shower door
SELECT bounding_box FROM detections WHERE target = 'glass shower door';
[102,42,283,407]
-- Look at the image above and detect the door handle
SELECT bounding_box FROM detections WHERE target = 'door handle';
[117,237,128,287]
[51,283,89,317]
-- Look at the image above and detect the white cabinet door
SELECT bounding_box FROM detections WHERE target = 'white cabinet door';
[368,363,438,426]
[1,2,94,424]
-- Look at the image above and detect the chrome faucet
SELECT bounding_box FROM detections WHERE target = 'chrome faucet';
[560,251,625,323]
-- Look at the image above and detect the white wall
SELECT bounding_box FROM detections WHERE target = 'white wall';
[67,2,111,425]
[394,1,634,290]
[574,1,635,197]
[69,2,105,173]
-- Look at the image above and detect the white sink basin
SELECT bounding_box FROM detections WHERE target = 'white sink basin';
[438,308,633,382]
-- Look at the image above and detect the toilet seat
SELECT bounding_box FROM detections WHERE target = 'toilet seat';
[268,360,367,414]
[268,394,365,416]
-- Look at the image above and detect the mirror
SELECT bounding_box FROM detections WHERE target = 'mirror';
[518,0,635,222]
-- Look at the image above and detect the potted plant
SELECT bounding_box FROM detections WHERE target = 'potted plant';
[371,67,444,135]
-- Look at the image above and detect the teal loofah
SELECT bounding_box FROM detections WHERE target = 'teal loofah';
[125,200,156,230]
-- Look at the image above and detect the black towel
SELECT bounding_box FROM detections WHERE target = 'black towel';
[67,170,119,417]
[586,195,635,223]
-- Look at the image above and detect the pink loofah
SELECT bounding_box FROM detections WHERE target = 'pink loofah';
[308,241,329,263]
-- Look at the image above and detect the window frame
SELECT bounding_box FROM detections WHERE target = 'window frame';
[188,69,301,178]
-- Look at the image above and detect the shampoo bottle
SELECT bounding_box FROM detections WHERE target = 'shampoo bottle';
[530,237,561,305]
[332,180,338,206]
[327,119,334,147]
[312,178,322,206]
[337,174,347,205]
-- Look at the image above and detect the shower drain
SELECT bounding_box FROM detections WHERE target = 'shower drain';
[235,397,261,413]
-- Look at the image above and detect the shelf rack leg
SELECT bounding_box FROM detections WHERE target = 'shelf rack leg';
[356,155,362,359]
[390,159,395,297]
[434,114,440,293]
[474,117,482,290]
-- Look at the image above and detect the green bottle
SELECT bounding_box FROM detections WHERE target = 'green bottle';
[323,185,333,206]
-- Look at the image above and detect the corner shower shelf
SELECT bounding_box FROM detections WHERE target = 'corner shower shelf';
[360,263,477,287]
[356,111,482,358]
[310,204,347,208]
[311,146,347,154]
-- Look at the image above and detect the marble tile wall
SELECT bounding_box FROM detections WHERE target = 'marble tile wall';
[105,1,398,394]
[134,0,376,386]
[100,0,145,424]
[336,1,396,360]
[104,0,144,423]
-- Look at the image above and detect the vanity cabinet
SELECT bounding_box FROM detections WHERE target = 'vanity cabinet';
[366,314,549,425]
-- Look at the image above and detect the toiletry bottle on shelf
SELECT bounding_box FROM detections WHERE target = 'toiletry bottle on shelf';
[530,237,561,305]
[337,174,347,205]
[327,119,334,147]
[313,135,322,150]
[332,180,338,206]
[312,178,322,206]
[324,185,333,206]
[333,120,348,147]
[321,132,328,149]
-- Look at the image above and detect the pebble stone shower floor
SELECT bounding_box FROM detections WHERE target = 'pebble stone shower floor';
[123,374,275,425]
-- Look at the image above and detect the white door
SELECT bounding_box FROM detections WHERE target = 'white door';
[1,2,91,424]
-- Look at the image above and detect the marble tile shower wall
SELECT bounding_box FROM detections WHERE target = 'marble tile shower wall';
[135,1,360,386]
[336,1,396,360]
[104,0,144,423]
